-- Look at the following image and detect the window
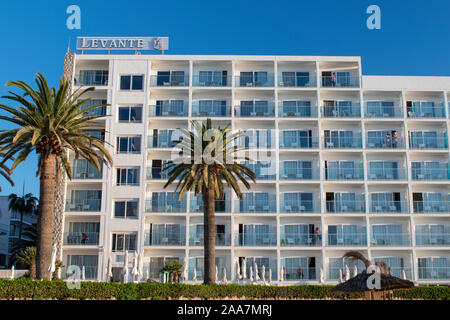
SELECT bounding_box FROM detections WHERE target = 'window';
[114,200,138,219]
[120,75,144,90]
[116,136,141,153]
[116,168,140,186]
[112,233,137,252]
[118,106,142,123]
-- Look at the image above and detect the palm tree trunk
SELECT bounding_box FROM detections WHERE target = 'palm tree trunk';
[36,154,56,280]
[30,262,36,280]
[202,180,216,284]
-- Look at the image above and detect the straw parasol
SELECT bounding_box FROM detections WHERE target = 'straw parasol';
[332,251,414,300]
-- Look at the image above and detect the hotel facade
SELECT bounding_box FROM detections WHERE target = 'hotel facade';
[61,52,450,284]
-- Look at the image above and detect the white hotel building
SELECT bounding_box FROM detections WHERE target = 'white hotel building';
[61,53,450,284]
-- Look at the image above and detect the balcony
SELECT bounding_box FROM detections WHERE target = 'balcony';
[146,167,168,180]
[234,102,275,117]
[189,197,231,213]
[324,165,364,180]
[80,100,107,117]
[65,199,101,212]
[279,164,319,180]
[327,233,367,246]
[278,75,316,87]
[235,74,274,87]
[74,71,108,86]
[365,105,403,118]
[62,266,98,280]
[370,233,411,246]
[243,162,276,180]
[191,101,231,117]
[283,267,318,281]
[321,105,361,118]
[323,137,362,149]
[279,199,320,213]
[280,232,321,246]
[320,75,359,88]
[278,103,318,118]
[235,233,277,246]
[407,105,445,118]
[150,74,189,87]
[192,75,231,87]
[416,232,450,246]
[144,231,186,246]
[73,167,102,180]
[366,136,405,149]
[413,201,450,213]
[326,200,365,213]
[148,104,188,117]
[367,167,407,180]
[418,267,450,280]
[188,233,231,246]
[144,199,187,213]
[234,199,277,213]
[370,201,408,213]
[63,232,99,246]
[147,134,181,149]
[409,136,448,150]
[279,135,319,149]
[411,165,450,181]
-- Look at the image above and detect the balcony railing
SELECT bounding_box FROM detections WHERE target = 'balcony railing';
[235,75,274,87]
[321,106,361,118]
[234,199,277,213]
[279,165,319,180]
[323,137,362,149]
[370,233,411,246]
[235,233,277,246]
[62,266,98,280]
[144,231,186,246]
[418,267,450,280]
[65,199,101,212]
[278,104,318,118]
[366,137,405,149]
[283,267,318,281]
[234,103,275,117]
[148,105,188,117]
[280,233,322,246]
[320,76,359,88]
[411,167,450,180]
[150,74,189,87]
[409,136,448,149]
[189,233,231,246]
[279,200,320,213]
[416,232,450,246]
[63,232,99,245]
[279,136,319,149]
[413,201,450,213]
[367,168,407,180]
[144,199,187,213]
[73,168,102,180]
[191,102,231,117]
[192,75,231,87]
[278,75,316,87]
[147,136,181,148]
[370,201,409,213]
[74,73,108,86]
[407,106,445,118]
[326,200,365,213]
[365,105,403,118]
[80,100,107,116]
[327,233,367,246]
[324,166,364,180]
[146,167,168,180]
[189,197,231,213]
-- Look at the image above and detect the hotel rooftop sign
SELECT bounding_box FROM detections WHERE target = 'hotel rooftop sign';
[76,37,169,51]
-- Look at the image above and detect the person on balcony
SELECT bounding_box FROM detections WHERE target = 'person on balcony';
[81,232,88,244]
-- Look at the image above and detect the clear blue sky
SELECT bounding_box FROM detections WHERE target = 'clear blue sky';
[0,0,449,197]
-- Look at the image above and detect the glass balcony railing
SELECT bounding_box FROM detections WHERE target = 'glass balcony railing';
[235,75,274,87]
[191,102,231,117]
[279,136,319,149]
[279,165,319,180]
[413,201,450,213]
[63,232,99,245]
[407,106,445,118]
[411,166,450,180]
[277,75,316,87]
[387,268,413,280]
[73,168,102,179]
[192,75,231,87]
[189,233,231,246]
[416,233,450,246]
[235,233,277,246]
[279,200,320,213]
[321,106,361,118]
[150,75,189,87]
[234,103,275,117]
[80,100,107,116]
[282,267,318,281]
[323,137,362,149]
[234,199,277,213]
[144,199,187,213]
[366,137,405,149]
[324,166,364,180]
[409,136,448,149]
[320,76,359,88]
[278,104,318,117]
[144,231,186,246]
[367,167,407,180]
[365,105,403,118]
[370,201,409,213]
[418,267,450,280]
[370,233,411,246]
[147,136,181,148]
[74,73,108,86]
[327,233,367,246]
[280,233,321,246]
[148,105,188,117]
[326,200,365,213]
[189,197,231,213]
[62,266,98,280]
[65,199,101,212]
[146,167,168,180]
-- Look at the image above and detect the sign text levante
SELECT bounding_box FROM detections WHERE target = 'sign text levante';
[76,37,169,51]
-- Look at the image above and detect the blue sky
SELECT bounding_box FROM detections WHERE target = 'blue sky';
[0,0,449,196]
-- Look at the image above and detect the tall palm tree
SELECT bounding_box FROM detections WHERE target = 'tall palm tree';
[164,119,256,284]
[0,151,14,191]
[8,192,38,264]
[0,73,112,279]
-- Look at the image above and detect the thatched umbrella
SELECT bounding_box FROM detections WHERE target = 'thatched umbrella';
[332,251,414,300]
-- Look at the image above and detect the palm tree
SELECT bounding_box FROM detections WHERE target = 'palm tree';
[0,73,112,279]
[16,246,37,280]
[164,119,256,284]
[163,260,183,283]
[0,151,14,191]
[8,193,38,262]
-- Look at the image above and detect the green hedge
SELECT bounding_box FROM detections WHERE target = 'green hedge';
[0,278,448,300]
